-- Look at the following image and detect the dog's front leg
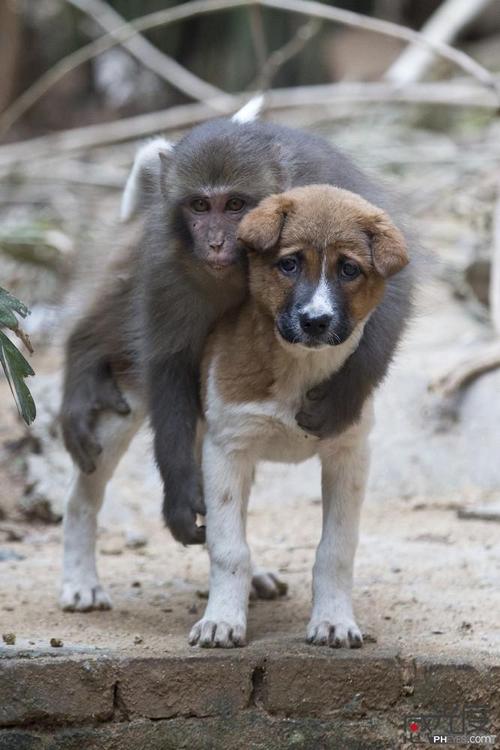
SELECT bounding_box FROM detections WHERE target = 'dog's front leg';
[308,424,371,648]
[189,435,254,648]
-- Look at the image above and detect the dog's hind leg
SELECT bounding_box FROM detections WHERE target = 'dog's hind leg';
[60,389,145,611]
[307,403,373,648]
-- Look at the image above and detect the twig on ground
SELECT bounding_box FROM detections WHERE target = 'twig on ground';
[386,0,494,86]
[491,181,500,335]
[1,0,499,140]
[65,0,227,104]
[249,18,321,91]
[429,183,500,399]
[429,343,500,397]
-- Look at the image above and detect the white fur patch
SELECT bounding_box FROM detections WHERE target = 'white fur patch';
[231,95,264,124]
[301,256,334,319]
[121,137,173,222]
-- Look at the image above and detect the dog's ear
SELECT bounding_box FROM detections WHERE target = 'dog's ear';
[366,210,409,278]
[238,194,295,252]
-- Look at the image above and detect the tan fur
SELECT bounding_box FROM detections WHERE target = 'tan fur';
[203,185,407,406]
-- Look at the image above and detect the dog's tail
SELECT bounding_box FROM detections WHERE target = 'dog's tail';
[120,137,173,222]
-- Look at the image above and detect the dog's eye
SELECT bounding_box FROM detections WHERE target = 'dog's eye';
[277,256,299,275]
[340,260,361,280]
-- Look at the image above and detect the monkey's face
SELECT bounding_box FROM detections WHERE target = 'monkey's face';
[179,192,253,273]
[238,185,409,350]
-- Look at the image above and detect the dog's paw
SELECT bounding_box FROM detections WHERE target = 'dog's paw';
[306,618,363,648]
[60,582,112,612]
[250,570,288,600]
[188,619,246,648]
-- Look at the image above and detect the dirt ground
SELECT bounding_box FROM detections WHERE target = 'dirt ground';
[1,111,500,667]
[1,446,499,663]
[1,288,500,664]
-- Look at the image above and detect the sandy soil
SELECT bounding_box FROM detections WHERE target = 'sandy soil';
[1,423,499,664]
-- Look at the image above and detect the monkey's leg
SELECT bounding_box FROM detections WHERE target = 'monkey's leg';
[60,389,145,611]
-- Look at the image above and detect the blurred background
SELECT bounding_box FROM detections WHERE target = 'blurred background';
[0,0,500,656]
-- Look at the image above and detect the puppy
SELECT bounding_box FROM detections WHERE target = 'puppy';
[189,185,409,649]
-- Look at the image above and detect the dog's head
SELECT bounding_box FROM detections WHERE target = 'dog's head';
[237,185,409,349]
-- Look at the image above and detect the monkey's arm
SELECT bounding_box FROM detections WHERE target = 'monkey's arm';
[148,350,206,545]
[296,286,409,437]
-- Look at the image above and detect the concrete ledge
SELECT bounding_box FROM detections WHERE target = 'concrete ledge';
[1,646,499,748]
[0,658,115,727]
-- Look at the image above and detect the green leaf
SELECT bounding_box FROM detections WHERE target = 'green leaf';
[0,330,36,425]
[0,286,30,325]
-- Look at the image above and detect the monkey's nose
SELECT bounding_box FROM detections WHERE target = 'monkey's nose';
[299,311,332,337]
[209,239,225,251]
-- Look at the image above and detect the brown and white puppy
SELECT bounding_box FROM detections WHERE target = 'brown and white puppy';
[189,185,409,649]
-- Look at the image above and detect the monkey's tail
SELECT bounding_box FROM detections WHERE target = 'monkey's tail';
[231,94,264,124]
[121,137,173,222]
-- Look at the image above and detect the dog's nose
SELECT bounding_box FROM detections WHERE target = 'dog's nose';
[299,311,332,337]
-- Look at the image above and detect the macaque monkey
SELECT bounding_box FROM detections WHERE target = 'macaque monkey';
[60,108,413,610]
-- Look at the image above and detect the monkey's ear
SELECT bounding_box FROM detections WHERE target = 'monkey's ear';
[366,211,409,278]
[238,195,294,252]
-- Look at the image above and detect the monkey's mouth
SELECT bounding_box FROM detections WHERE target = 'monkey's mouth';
[206,256,236,272]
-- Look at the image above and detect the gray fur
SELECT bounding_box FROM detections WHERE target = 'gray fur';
[61,118,414,543]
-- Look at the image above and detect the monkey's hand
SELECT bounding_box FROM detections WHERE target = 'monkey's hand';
[61,367,130,474]
[163,467,206,545]
[296,373,368,439]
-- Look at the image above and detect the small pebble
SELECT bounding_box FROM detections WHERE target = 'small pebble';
[188,603,198,615]
[131,581,141,588]
[2,632,16,645]
[50,638,63,648]
[196,590,209,599]
[133,635,143,645]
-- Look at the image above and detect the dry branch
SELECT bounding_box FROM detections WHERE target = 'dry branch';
[0,78,498,169]
[429,182,500,400]
[65,0,228,104]
[491,181,500,335]
[1,0,499,140]
[249,19,321,91]
[386,0,494,86]
[429,344,500,397]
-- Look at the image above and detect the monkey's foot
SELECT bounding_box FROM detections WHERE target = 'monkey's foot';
[250,569,288,600]
[60,582,112,612]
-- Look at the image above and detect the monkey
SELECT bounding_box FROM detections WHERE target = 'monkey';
[60,112,413,610]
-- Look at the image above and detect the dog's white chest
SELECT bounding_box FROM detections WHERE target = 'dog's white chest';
[206,389,319,462]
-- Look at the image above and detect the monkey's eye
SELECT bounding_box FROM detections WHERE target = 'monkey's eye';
[277,256,299,276]
[225,197,245,212]
[340,260,361,280]
[191,198,210,213]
